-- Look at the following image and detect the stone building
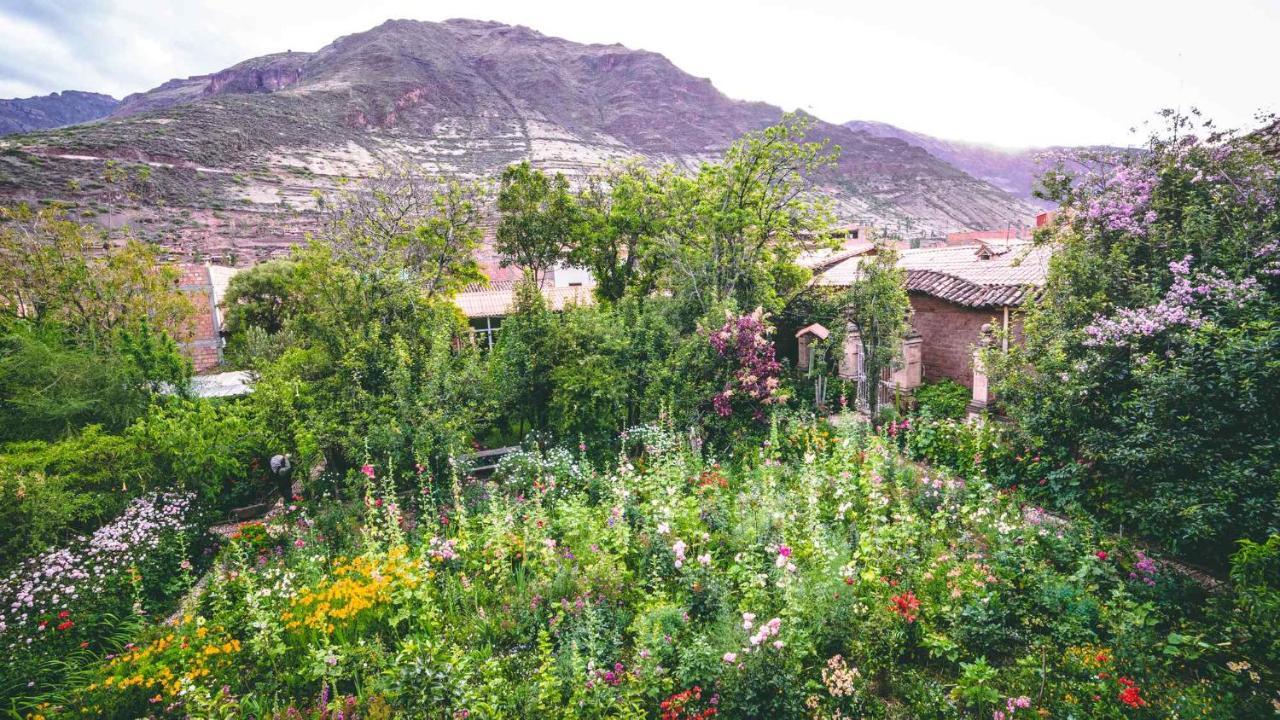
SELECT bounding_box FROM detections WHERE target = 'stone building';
[809,240,1052,409]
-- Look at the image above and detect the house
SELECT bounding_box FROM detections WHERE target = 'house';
[453,265,596,348]
[809,240,1052,410]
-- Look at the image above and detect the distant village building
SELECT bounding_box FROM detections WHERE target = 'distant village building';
[944,227,1032,245]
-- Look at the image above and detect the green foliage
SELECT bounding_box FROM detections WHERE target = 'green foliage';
[127,398,272,508]
[221,259,299,337]
[0,319,190,441]
[321,166,489,298]
[489,273,558,437]
[247,243,493,482]
[990,113,1280,565]
[36,420,1277,718]
[646,113,838,323]
[0,206,193,442]
[839,243,911,417]
[0,204,193,342]
[569,163,669,303]
[496,161,578,282]
[0,427,150,569]
[491,280,678,445]
[913,380,971,420]
[1229,535,1280,666]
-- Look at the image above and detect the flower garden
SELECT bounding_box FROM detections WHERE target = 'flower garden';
[2,113,1278,717]
[0,418,1271,718]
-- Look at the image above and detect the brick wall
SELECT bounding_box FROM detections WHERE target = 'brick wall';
[908,293,1004,388]
[176,264,223,373]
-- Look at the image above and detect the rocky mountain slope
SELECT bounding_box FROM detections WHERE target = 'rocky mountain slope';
[0,91,118,136]
[843,119,1069,208]
[0,19,1036,263]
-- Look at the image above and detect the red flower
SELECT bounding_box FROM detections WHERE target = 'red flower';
[1095,550,1109,561]
[890,591,921,623]
[57,610,70,619]
[1117,677,1146,708]
[57,620,74,631]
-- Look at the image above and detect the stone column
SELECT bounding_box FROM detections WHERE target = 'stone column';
[967,323,995,420]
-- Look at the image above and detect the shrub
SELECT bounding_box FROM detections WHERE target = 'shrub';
[991,114,1280,566]
[913,380,970,420]
[127,398,273,509]
[0,426,152,570]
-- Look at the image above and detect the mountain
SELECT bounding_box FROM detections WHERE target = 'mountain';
[0,19,1036,263]
[0,91,118,136]
[843,120,1069,208]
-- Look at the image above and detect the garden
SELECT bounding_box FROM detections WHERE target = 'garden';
[0,113,1277,718]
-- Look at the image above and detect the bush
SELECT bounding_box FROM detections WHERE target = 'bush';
[913,380,970,420]
[0,427,152,570]
[1228,535,1280,666]
[0,320,189,442]
[127,398,273,509]
[991,115,1280,566]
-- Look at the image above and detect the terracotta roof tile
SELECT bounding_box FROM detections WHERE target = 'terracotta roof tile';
[454,282,596,318]
[814,241,1053,307]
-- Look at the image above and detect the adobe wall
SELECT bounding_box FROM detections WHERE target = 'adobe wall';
[908,293,1006,388]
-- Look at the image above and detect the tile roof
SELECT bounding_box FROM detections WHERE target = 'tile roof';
[795,323,830,340]
[796,241,875,272]
[453,280,596,318]
[814,241,1053,308]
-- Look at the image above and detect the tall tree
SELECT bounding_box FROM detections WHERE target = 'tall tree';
[489,272,558,436]
[322,163,487,296]
[651,113,839,321]
[568,162,670,302]
[496,161,579,284]
[0,204,192,345]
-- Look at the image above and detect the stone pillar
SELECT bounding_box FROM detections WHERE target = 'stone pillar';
[967,323,995,420]
[797,334,812,373]
[838,324,861,380]
[889,331,924,390]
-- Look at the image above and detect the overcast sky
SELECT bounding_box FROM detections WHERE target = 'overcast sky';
[0,0,1275,148]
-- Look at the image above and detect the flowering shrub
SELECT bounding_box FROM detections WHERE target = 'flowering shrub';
[0,492,197,698]
[707,309,786,420]
[992,112,1280,565]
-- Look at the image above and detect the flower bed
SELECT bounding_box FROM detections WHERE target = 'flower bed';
[0,492,198,699]
[27,422,1278,717]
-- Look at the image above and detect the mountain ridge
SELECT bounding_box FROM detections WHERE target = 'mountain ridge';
[0,18,1037,263]
[0,91,119,136]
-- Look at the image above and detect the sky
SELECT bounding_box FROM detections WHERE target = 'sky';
[0,0,1276,148]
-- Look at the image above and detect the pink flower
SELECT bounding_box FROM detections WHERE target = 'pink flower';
[360,464,375,479]
[722,652,737,663]
[1095,550,1108,561]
